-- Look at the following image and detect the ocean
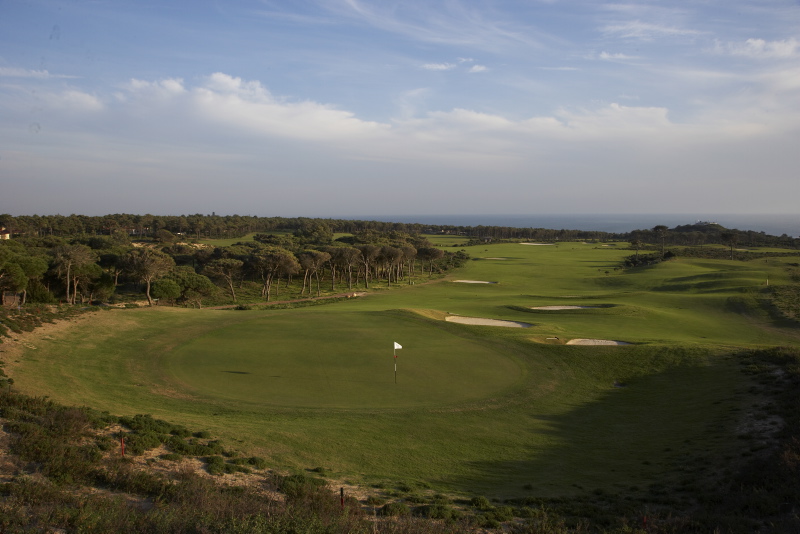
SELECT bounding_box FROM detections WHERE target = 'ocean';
[357,214,800,238]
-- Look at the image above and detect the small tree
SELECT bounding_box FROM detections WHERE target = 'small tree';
[356,244,380,289]
[250,247,299,301]
[125,248,175,306]
[50,244,96,304]
[151,279,181,306]
[155,229,176,244]
[299,250,330,297]
[204,258,244,302]
[652,225,669,259]
[417,247,445,277]
[721,231,739,260]
[167,266,217,308]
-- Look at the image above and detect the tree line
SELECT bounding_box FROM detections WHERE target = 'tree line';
[2,214,796,249]
[0,221,465,307]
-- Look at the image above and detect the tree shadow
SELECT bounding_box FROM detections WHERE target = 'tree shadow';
[437,361,739,499]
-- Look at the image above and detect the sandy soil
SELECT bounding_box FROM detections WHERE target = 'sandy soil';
[445,316,531,328]
[566,338,630,345]
[530,305,598,310]
[452,280,497,284]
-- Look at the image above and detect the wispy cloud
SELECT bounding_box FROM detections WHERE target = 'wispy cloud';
[720,38,800,59]
[468,65,487,73]
[320,0,544,50]
[602,20,702,40]
[0,67,78,79]
[421,63,456,71]
[598,51,639,60]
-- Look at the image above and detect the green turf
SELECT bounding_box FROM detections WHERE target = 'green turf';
[166,310,523,409]
[10,240,800,498]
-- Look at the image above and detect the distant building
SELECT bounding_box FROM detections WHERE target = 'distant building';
[0,227,10,240]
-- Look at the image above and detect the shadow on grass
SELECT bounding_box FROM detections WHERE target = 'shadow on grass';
[438,357,740,504]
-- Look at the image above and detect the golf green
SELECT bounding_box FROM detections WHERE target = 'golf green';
[165,310,524,409]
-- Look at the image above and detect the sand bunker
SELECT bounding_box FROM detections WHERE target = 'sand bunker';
[452,280,497,284]
[520,243,554,246]
[446,316,531,328]
[530,305,598,310]
[566,339,630,345]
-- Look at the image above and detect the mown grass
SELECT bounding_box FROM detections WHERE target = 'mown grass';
[7,240,800,502]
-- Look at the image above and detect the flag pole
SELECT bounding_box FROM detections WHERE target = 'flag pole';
[393,342,401,384]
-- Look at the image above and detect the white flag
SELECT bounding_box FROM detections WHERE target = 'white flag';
[394,342,402,350]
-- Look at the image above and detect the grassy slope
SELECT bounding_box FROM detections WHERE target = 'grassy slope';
[9,241,800,498]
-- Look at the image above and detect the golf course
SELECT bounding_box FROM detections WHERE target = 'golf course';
[8,238,800,501]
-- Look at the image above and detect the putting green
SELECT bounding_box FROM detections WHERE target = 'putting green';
[165,311,524,409]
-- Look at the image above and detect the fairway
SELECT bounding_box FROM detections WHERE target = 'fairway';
[9,239,800,498]
[166,311,523,409]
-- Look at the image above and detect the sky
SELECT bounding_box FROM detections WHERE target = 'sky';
[1,0,799,218]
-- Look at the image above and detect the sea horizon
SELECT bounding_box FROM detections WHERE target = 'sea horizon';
[353,213,800,238]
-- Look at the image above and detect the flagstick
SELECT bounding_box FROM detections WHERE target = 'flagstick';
[393,342,401,384]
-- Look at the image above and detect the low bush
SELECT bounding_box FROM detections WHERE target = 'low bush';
[365,495,386,506]
[124,430,162,455]
[278,473,327,500]
[380,501,410,516]
[470,495,492,511]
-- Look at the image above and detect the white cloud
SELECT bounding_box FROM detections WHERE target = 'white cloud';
[55,90,104,112]
[188,73,388,142]
[602,20,701,40]
[124,77,187,99]
[598,51,638,60]
[421,63,456,71]
[0,67,78,79]
[468,65,487,73]
[722,38,800,59]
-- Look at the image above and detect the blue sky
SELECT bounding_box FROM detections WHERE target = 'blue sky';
[1,0,799,218]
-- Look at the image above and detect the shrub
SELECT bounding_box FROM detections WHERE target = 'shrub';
[380,502,410,517]
[470,495,492,510]
[247,456,268,469]
[165,436,225,456]
[487,505,515,522]
[278,473,327,499]
[405,492,426,504]
[119,414,188,437]
[123,431,162,455]
[366,495,386,506]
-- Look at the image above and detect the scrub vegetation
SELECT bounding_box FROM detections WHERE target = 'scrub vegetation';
[2,214,800,532]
